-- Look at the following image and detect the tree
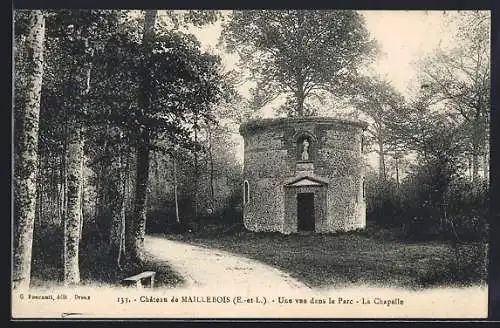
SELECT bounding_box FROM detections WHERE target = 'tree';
[45,9,123,284]
[384,92,471,238]
[85,12,225,254]
[388,93,468,189]
[221,10,378,116]
[351,75,405,182]
[63,31,91,286]
[14,9,228,285]
[13,10,46,289]
[417,11,490,183]
[100,11,228,262]
[84,14,136,257]
[200,121,241,214]
[126,9,158,263]
[106,132,128,268]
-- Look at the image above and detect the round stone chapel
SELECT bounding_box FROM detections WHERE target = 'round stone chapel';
[239,117,368,234]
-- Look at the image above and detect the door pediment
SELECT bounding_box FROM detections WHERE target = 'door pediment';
[288,178,323,187]
[284,173,328,187]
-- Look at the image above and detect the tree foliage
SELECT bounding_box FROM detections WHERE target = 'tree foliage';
[351,75,405,180]
[13,10,489,288]
[416,11,490,182]
[14,9,234,283]
[221,10,378,116]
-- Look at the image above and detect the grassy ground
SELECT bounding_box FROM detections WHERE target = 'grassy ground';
[30,225,184,289]
[164,223,487,289]
[29,222,487,290]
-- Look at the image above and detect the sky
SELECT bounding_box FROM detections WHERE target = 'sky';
[184,10,486,165]
[189,10,457,97]
[361,11,453,96]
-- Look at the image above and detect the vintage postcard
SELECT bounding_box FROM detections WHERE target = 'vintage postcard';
[12,9,490,319]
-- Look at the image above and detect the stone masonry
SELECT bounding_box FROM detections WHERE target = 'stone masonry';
[239,117,368,234]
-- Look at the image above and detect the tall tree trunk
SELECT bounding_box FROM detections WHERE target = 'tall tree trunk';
[79,151,84,240]
[483,111,489,182]
[207,123,215,208]
[193,116,199,219]
[61,122,68,227]
[121,154,129,258]
[483,151,489,182]
[119,177,127,262]
[64,37,92,285]
[64,122,83,285]
[295,77,305,117]
[472,144,479,184]
[296,92,305,117]
[173,156,180,224]
[153,152,160,209]
[294,13,306,117]
[378,139,386,182]
[127,10,157,262]
[468,155,473,181]
[56,154,63,225]
[471,118,482,184]
[13,10,45,290]
[95,123,111,237]
[109,140,126,268]
[128,134,150,262]
[118,148,133,264]
[50,157,58,221]
[142,10,157,43]
[126,150,134,213]
[395,155,400,190]
[35,159,43,226]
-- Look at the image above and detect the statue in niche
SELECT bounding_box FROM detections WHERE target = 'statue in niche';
[301,139,310,161]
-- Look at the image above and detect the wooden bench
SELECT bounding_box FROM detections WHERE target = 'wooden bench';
[122,271,156,288]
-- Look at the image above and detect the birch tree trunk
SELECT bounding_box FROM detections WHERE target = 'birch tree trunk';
[13,10,45,290]
[60,123,68,226]
[64,121,83,285]
[63,37,92,285]
[79,151,84,240]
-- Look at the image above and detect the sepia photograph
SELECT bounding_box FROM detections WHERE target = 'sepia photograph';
[11,9,491,319]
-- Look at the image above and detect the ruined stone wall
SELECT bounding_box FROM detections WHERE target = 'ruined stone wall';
[240,117,367,233]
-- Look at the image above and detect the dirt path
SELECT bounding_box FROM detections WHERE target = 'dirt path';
[144,235,309,292]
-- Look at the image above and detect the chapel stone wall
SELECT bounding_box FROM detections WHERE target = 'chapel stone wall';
[240,117,367,233]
